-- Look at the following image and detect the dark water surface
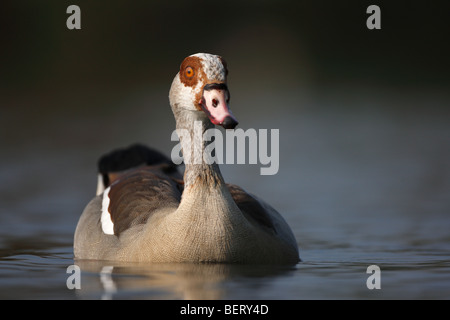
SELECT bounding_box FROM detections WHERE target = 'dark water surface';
[1,87,450,299]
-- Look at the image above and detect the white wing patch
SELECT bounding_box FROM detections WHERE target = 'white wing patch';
[96,173,105,196]
[101,186,115,235]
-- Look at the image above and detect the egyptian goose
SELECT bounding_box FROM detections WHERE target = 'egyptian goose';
[74,53,300,263]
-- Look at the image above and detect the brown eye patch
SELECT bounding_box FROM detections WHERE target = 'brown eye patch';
[179,56,205,88]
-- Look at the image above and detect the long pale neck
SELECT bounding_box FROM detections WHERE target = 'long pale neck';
[173,108,225,188]
[170,107,247,256]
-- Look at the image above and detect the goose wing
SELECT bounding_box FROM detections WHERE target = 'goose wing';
[103,167,182,236]
[227,184,277,234]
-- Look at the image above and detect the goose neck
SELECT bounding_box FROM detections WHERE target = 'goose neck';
[173,109,224,188]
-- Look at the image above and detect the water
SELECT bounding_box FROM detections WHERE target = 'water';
[1,87,450,299]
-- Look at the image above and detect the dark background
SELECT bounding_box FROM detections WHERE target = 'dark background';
[1,0,449,155]
[1,1,449,103]
[0,0,450,299]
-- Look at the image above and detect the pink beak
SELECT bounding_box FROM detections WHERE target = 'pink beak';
[200,83,238,129]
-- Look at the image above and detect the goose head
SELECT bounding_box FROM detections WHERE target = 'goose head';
[169,53,238,129]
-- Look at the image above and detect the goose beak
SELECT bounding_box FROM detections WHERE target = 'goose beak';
[200,83,238,129]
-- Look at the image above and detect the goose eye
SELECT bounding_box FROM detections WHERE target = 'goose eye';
[185,67,194,78]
